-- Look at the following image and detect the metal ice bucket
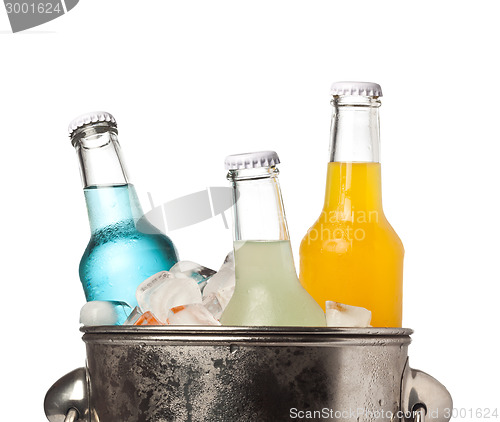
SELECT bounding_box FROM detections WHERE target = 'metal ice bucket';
[45,326,452,422]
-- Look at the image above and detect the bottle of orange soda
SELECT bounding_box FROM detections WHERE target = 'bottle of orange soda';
[299,82,404,327]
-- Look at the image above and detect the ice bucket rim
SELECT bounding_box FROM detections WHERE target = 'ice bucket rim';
[81,326,413,347]
[80,325,414,337]
[81,325,413,336]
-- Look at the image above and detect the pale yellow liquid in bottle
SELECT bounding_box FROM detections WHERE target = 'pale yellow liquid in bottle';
[220,240,326,326]
[299,162,404,327]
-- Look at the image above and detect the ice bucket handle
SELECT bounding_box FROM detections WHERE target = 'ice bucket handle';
[44,367,89,422]
[63,409,79,422]
[401,359,453,422]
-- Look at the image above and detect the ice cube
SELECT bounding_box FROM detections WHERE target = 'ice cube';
[133,311,164,326]
[215,286,235,309]
[79,301,132,326]
[167,304,221,326]
[203,261,235,299]
[202,293,224,320]
[135,271,173,309]
[325,301,372,327]
[223,250,234,265]
[169,261,216,291]
[122,306,143,325]
[136,271,202,323]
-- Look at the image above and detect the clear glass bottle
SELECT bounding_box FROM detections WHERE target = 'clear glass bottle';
[69,111,179,308]
[299,82,404,327]
[220,151,326,326]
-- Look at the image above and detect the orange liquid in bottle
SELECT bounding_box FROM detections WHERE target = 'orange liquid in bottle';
[299,162,404,327]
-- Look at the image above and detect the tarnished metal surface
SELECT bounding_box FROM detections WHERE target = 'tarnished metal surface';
[44,367,89,422]
[45,327,452,422]
[401,362,453,422]
[83,327,412,421]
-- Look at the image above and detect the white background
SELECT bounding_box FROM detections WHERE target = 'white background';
[1,1,499,420]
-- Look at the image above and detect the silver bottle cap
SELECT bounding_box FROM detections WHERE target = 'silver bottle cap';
[330,81,383,97]
[68,111,117,138]
[225,151,280,170]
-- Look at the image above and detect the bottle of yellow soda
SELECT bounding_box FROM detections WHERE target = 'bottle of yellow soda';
[299,82,404,327]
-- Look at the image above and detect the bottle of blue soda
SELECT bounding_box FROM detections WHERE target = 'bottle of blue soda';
[69,111,179,308]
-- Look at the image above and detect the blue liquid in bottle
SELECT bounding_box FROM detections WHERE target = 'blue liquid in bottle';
[80,184,178,307]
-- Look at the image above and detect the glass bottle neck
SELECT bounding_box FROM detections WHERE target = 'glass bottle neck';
[323,162,383,212]
[84,184,144,233]
[326,96,383,213]
[72,125,130,188]
[229,167,289,241]
[72,125,143,232]
[329,96,381,163]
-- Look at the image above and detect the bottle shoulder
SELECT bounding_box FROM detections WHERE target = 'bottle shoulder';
[82,221,177,260]
[221,287,326,326]
[300,210,404,253]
